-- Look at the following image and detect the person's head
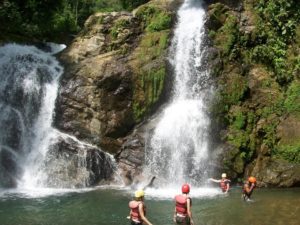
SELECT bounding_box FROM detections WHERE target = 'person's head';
[135,189,145,200]
[248,176,256,184]
[221,173,227,179]
[181,183,190,194]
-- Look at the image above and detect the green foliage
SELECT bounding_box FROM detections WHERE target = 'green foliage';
[232,111,246,130]
[208,3,229,30]
[252,0,300,84]
[208,1,300,173]
[120,0,149,11]
[136,5,172,32]
[0,0,95,40]
[132,28,170,122]
[227,129,249,149]
[94,0,123,12]
[226,108,257,162]
[261,120,278,148]
[214,14,239,57]
[133,30,170,121]
[274,144,300,163]
[256,0,298,41]
[146,12,172,32]
[0,0,150,41]
[110,19,130,39]
[92,0,149,12]
[133,67,166,121]
[221,74,248,108]
[284,81,300,114]
[52,4,78,34]
[0,1,22,33]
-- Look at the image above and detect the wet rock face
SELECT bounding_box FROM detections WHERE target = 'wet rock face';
[43,136,116,188]
[245,157,300,187]
[116,134,145,185]
[55,12,139,154]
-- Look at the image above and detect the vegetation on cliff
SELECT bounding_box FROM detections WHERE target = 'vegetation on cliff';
[207,0,300,181]
[130,4,173,122]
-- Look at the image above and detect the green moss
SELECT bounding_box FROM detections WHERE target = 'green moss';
[213,14,239,56]
[233,153,245,173]
[207,0,300,175]
[135,5,172,32]
[110,18,130,39]
[274,143,300,163]
[227,129,249,149]
[232,110,246,130]
[133,67,166,121]
[221,73,248,107]
[131,29,170,122]
[284,81,300,115]
[251,0,300,84]
[207,3,229,30]
[146,12,171,32]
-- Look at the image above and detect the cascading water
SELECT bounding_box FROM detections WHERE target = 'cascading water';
[0,43,116,190]
[0,44,63,187]
[144,0,213,187]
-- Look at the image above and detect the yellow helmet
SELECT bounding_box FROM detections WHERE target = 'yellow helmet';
[221,173,227,178]
[135,190,145,198]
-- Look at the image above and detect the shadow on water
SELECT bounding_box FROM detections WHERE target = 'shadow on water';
[0,187,299,225]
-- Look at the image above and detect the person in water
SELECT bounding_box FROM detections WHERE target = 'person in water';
[243,176,257,201]
[174,183,194,225]
[128,189,153,225]
[209,173,231,193]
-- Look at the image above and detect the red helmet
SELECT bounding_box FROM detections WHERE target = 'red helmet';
[181,183,190,193]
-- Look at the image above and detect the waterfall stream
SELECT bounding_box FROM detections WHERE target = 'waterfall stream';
[144,0,213,187]
[0,43,115,189]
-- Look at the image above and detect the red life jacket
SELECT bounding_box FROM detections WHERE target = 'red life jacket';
[129,200,145,222]
[175,195,190,216]
[220,179,229,192]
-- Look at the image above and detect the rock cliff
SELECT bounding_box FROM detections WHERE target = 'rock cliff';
[205,0,300,187]
[55,0,300,187]
[55,0,179,184]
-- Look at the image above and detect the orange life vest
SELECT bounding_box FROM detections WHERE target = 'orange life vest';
[175,194,191,216]
[129,200,145,222]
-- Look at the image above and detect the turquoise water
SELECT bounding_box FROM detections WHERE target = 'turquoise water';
[0,187,299,225]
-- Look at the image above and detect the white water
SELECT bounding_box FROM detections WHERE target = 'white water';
[0,43,116,191]
[0,43,64,188]
[144,0,213,190]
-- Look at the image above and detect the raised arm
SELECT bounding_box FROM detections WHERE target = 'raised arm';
[208,178,221,183]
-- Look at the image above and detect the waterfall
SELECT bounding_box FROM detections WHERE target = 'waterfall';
[0,43,115,189]
[144,0,213,186]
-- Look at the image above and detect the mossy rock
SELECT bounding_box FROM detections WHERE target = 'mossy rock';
[207,3,230,31]
[130,29,170,122]
[274,143,300,163]
[216,19,239,56]
[135,4,172,32]
[233,153,245,174]
[284,80,300,116]
[220,72,248,108]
